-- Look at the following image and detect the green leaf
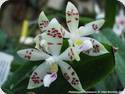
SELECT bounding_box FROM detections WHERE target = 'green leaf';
[95,72,118,91]
[75,44,115,90]
[93,28,125,87]
[104,0,116,28]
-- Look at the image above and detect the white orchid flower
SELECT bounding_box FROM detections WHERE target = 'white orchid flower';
[17,18,85,93]
[62,2,108,56]
[34,11,69,53]
[113,9,125,36]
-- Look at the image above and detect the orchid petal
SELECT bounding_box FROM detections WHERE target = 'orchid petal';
[61,26,70,38]
[74,39,93,53]
[44,59,58,86]
[82,37,109,56]
[59,47,80,61]
[66,2,79,32]
[43,72,57,87]
[44,18,63,55]
[17,48,50,61]
[68,39,74,47]
[38,11,49,32]
[58,61,85,93]
[28,62,50,89]
[77,19,105,36]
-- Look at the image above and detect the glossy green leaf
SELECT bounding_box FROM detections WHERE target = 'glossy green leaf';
[93,28,125,87]
[95,72,118,91]
[104,0,116,28]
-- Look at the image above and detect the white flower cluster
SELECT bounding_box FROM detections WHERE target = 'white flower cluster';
[17,2,108,93]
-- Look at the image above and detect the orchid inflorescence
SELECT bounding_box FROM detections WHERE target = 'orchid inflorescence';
[17,2,108,93]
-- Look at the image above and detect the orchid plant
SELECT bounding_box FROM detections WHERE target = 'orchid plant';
[17,2,109,94]
[17,18,85,93]
[35,2,108,58]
